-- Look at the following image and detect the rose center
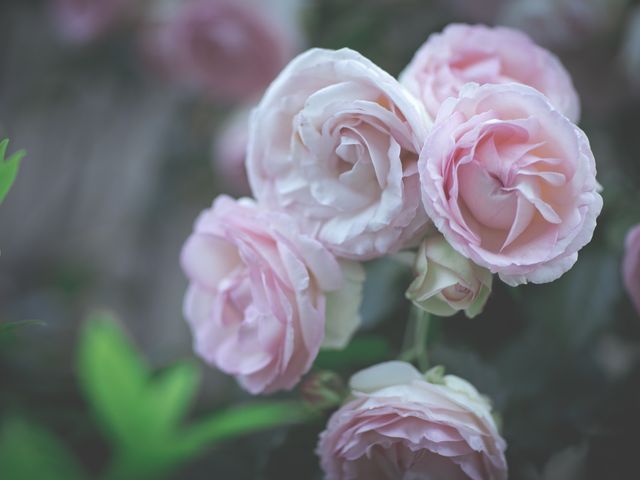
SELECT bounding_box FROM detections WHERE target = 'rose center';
[442,283,472,302]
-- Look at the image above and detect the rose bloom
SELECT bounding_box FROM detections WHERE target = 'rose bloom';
[247,48,432,260]
[317,361,507,480]
[419,83,602,286]
[141,0,292,101]
[623,224,640,315]
[400,23,580,122]
[407,235,492,318]
[180,195,363,394]
[51,0,131,43]
[213,108,251,195]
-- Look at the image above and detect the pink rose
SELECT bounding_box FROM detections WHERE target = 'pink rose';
[247,48,432,260]
[419,83,602,286]
[317,361,508,480]
[400,24,580,122]
[51,0,130,43]
[623,225,640,315]
[213,108,251,195]
[180,196,363,394]
[140,0,293,101]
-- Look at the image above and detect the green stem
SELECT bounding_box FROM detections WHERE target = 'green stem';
[414,310,431,372]
[399,307,431,372]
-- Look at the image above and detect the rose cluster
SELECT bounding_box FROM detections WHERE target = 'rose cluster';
[181,24,602,479]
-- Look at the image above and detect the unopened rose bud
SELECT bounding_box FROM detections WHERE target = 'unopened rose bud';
[406,236,492,318]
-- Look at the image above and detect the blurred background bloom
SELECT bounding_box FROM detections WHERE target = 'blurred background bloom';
[51,0,134,44]
[140,0,297,102]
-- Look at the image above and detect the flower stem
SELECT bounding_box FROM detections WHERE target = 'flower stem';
[399,306,431,372]
[414,310,431,372]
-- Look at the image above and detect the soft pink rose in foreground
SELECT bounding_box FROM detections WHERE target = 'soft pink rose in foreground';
[52,0,130,43]
[213,109,251,195]
[400,24,580,122]
[247,48,432,260]
[623,225,640,315]
[317,361,508,480]
[420,83,602,286]
[140,0,292,101]
[181,196,363,394]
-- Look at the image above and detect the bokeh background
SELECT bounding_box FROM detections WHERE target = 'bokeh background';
[2,0,640,478]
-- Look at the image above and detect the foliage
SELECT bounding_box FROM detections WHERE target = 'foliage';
[0,139,25,205]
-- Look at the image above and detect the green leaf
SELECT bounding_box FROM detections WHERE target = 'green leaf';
[315,336,391,370]
[77,312,149,451]
[79,313,314,480]
[177,401,315,457]
[145,362,200,438]
[0,138,25,204]
[0,416,85,480]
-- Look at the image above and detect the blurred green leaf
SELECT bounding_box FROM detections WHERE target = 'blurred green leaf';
[78,312,151,451]
[521,249,620,349]
[178,401,314,456]
[0,416,85,480]
[315,336,391,370]
[79,312,314,479]
[0,138,25,204]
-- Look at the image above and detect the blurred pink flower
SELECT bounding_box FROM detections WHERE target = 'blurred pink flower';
[181,196,363,394]
[213,109,251,195]
[317,361,508,480]
[51,0,131,43]
[623,224,640,315]
[400,24,580,122]
[140,0,293,101]
[419,83,602,286]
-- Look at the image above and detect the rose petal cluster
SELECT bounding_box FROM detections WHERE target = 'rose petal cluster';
[317,361,508,480]
[247,48,432,260]
[180,21,605,479]
[419,82,602,286]
[407,235,492,318]
[181,195,363,394]
[400,23,580,121]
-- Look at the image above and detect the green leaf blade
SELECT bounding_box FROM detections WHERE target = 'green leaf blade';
[77,312,149,450]
[0,138,25,204]
[0,416,85,480]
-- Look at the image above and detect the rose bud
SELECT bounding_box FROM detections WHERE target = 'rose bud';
[400,23,580,122]
[317,361,508,480]
[419,83,602,286]
[623,224,640,316]
[407,236,492,318]
[181,196,364,394]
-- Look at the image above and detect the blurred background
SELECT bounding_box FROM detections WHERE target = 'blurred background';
[2,0,640,478]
